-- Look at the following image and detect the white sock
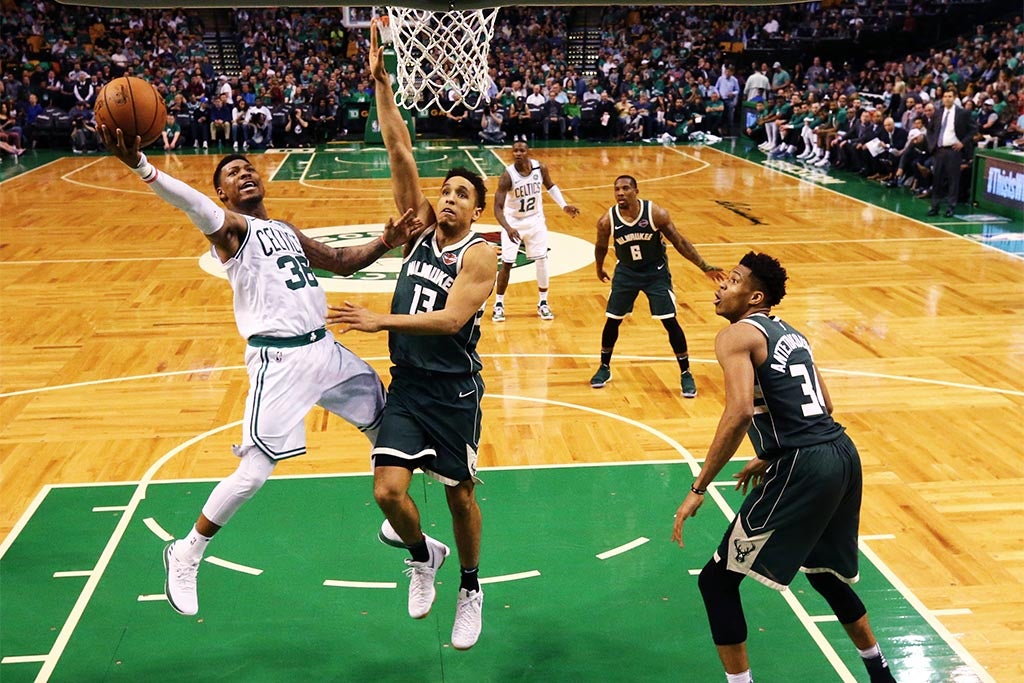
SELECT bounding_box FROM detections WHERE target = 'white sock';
[726,671,753,683]
[176,526,212,563]
[539,291,548,304]
[495,294,504,306]
[857,643,881,659]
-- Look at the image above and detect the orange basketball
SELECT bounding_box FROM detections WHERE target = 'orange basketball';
[94,76,167,147]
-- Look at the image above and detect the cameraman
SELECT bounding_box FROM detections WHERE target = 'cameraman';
[70,100,97,153]
[478,103,505,144]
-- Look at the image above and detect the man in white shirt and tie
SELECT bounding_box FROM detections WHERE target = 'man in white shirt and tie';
[926,87,976,217]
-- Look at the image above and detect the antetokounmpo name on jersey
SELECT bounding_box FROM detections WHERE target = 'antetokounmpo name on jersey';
[255,223,303,257]
[408,260,455,291]
[770,333,812,373]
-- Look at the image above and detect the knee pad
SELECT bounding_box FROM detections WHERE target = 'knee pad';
[697,558,747,646]
[806,571,866,625]
[201,446,276,526]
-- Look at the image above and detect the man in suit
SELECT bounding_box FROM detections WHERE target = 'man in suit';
[927,87,976,217]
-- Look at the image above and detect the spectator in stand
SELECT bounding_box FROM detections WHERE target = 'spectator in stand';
[478,103,506,144]
[541,91,566,140]
[191,97,211,149]
[595,91,619,141]
[70,100,98,153]
[210,93,232,148]
[284,106,310,147]
[507,96,532,139]
[704,90,726,137]
[246,96,273,149]
[22,94,45,149]
[771,61,791,94]
[714,66,740,135]
[744,101,769,146]
[564,93,582,141]
[445,91,472,140]
[161,113,182,151]
[231,98,248,151]
[743,64,771,104]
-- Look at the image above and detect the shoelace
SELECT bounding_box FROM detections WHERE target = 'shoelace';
[453,594,481,631]
[173,561,198,591]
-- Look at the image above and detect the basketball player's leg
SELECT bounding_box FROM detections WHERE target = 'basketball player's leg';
[592,273,638,386]
[522,223,553,316]
[493,227,519,319]
[317,341,387,445]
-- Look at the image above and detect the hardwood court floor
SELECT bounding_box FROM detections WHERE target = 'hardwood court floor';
[1,142,1022,681]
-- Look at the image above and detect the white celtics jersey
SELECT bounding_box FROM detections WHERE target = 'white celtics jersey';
[220,216,327,340]
[504,160,545,221]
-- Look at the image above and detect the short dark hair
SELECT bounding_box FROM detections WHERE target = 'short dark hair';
[444,167,487,210]
[615,174,638,189]
[740,251,788,308]
[214,154,251,188]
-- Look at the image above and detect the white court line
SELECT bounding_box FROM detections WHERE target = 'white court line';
[860,534,896,541]
[480,570,541,584]
[30,421,242,683]
[323,580,397,589]
[137,594,167,602]
[858,540,996,683]
[142,517,174,542]
[809,614,840,622]
[53,571,92,578]
[268,150,292,180]
[460,148,488,180]
[0,157,64,184]
[596,537,650,560]
[205,556,263,576]
[6,353,1018,401]
[92,506,127,513]
[2,655,48,664]
[687,569,702,576]
[1,256,195,265]
[706,489,856,681]
[932,608,973,616]
[0,486,52,560]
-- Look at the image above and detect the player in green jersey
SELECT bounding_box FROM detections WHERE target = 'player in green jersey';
[326,20,493,651]
[672,252,897,683]
[591,175,725,396]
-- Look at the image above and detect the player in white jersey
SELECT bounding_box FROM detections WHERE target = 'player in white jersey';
[491,134,579,322]
[100,127,421,617]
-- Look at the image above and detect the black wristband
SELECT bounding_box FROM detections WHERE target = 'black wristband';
[690,484,706,495]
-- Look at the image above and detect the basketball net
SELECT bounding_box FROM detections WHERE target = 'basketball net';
[378,8,498,114]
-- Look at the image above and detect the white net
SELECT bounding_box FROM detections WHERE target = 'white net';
[380,7,499,113]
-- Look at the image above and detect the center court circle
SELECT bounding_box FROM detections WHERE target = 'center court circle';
[198,223,594,293]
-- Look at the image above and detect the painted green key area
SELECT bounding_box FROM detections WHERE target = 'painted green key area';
[1,462,977,682]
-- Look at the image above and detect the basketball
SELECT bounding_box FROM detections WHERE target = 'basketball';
[94,76,167,147]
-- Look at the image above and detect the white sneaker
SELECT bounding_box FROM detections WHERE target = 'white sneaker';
[232,142,239,151]
[163,541,199,615]
[378,518,406,548]
[451,588,484,650]
[537,302,554,320]
[202,141,208,149]
[491,304,505,323]
[404,535,449,619]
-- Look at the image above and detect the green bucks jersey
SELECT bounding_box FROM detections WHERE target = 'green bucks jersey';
[389,228,487,375]
[739,313,845,459]
[610,200,667,274]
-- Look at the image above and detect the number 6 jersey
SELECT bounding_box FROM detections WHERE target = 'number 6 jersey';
[220,216,326,339]
[739,313,845,459]
[610,199,668,274]
[390,227,488,375]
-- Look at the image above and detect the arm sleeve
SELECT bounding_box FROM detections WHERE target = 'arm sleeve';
[134,154,225,235]
[546,184,568,209]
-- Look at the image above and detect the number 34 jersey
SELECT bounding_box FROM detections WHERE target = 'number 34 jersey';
[390,227,488,375]
[738,313,845,460]
[221,216,326,340]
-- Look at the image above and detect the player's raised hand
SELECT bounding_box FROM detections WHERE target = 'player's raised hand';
[702,265,727,284]
[369,18,388,85]
[381,207,424,248]
[99,125,142,168]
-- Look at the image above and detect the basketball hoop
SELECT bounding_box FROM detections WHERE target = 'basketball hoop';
[379,7,498,114]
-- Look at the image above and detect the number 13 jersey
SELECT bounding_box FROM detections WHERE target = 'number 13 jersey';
[390,228,488,375]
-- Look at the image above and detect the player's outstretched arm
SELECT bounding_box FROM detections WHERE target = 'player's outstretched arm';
[293,208,422,276]
[327,241,494,335]
[652,203,726,283]
[369,19,433,230]
[540,164,579,218]
[100,125,246,260]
